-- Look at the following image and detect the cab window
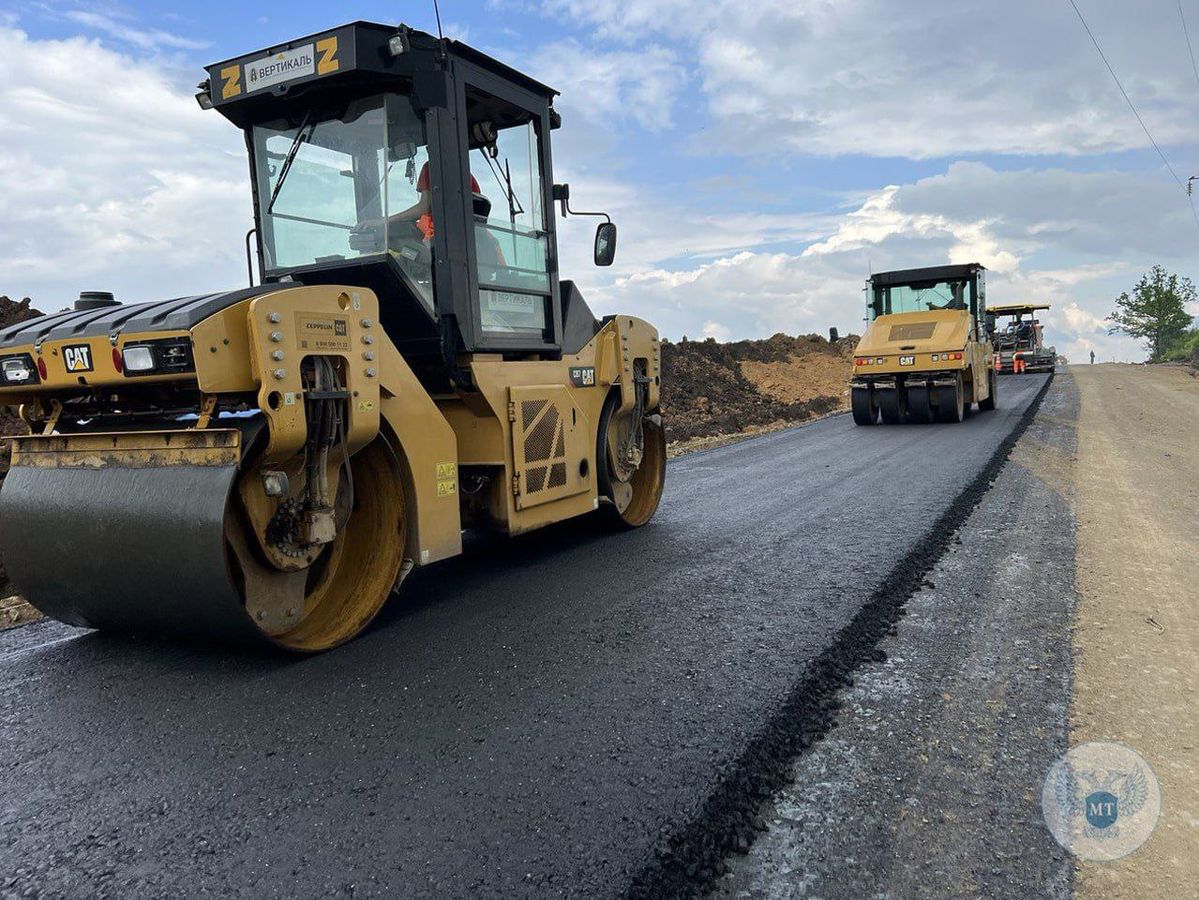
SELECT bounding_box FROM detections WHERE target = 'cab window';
[251,95,437,314]
[466,86,552,340]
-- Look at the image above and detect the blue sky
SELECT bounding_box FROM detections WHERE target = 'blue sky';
[3,0,1199,361]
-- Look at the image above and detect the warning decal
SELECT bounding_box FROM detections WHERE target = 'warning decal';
[436,462,457,498]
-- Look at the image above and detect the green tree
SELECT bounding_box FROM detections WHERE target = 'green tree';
[1107,266,1197,361]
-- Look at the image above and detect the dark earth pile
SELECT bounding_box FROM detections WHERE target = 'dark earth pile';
[0,297,42,603]
[660,332,858,443]
[0,297,42,442]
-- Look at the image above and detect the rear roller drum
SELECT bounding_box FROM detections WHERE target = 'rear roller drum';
[906,384,933,424]
[936,373,965,423]
[597,392,666,528]
[851,386,879,426]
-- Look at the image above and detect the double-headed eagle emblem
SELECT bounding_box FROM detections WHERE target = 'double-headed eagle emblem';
[1054,764,1149,838]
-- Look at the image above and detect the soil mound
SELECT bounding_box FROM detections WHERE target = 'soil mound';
[0,297,42,610]
[0,297,42,439]
[661,332,857,443]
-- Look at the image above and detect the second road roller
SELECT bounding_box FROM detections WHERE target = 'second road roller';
[0,22,666,650]
[850,263,998,425]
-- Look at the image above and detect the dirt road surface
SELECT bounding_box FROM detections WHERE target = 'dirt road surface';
[1070,364,1199,898]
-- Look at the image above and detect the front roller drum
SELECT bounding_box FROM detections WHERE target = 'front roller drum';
[0,438,406,651]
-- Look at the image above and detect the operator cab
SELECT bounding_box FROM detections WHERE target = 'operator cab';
[200,22,612,374]
[987,303,1050,350]
[868,263,988,338]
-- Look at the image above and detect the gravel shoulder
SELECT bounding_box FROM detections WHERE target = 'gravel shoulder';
[1069,364,1199,898]
[715,371,1079,898]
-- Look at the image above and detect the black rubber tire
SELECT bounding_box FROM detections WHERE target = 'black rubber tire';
[979,368,997,411]
[907,384,933,424]
[878,387,906,424]
[936,372,965,423]
[851,386,879,425]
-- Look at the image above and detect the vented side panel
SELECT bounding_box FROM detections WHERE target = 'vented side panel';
[509,385,590,511]
[524,404,559,463]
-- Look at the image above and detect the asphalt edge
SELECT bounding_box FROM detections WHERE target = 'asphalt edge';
[626,373,1057,899]
[666,409,852,463]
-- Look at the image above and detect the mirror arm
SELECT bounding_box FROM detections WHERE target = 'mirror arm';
[559,197,610,224]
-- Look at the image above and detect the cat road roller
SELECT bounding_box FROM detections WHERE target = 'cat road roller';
[0,22,665,650]
[850,264,997,425]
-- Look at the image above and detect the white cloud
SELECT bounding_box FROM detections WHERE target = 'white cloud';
[568,161,1194,362]
[528,40,686,131]
[0,14,1188,371]
[0,26,249,307]
[61,10,208,52]
[548,0,1199,159]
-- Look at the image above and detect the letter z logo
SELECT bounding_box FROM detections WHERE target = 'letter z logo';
[316,36,340,75]
[63,344,94,373]
[220,64,242,100]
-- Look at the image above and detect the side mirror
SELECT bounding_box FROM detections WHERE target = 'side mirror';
[594,222,617,267]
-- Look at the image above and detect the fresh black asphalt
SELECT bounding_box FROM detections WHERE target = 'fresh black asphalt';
[0,374,1051,898]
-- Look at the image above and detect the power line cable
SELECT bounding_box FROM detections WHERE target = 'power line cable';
[1179,0,1199,89]
[1066,0,1199,233]
[1175,1,1199,228]
[1066,0,1185,187]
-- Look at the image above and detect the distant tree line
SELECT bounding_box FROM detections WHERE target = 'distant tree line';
[1107,265,1198,362]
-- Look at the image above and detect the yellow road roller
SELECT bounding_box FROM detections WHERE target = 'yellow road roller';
[850,263,997,425]
[0,22,665,650]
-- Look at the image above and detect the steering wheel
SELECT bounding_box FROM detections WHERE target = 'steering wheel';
[349,220,385,254]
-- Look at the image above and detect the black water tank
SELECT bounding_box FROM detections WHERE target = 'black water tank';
[829,326,839,343]
[76,291,119,311]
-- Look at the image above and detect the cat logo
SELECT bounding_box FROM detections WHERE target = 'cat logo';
[63,344,94,373]
[569,366,596,387]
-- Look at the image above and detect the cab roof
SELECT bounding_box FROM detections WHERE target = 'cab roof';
[203,21,558,126]
[988,303,1050,315]
[869,263,985,287]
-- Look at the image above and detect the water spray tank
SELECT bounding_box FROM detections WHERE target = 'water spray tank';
[76,291,120,311]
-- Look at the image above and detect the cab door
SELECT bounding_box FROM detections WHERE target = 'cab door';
[450,64,563,354]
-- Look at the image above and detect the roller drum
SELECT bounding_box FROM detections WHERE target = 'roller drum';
[0,463,262,643]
